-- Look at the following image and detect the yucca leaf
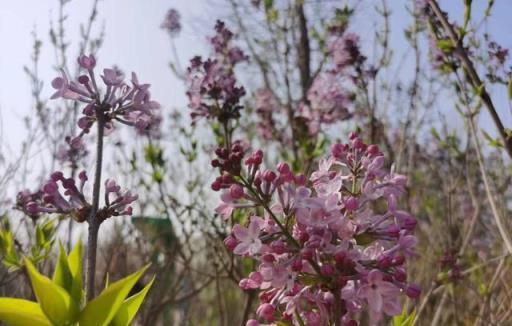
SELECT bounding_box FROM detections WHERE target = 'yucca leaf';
[0,298,51,326]
[110,276,155,326]
[25,258,79,325]
[67,239,84,305]
[79,264,150,326]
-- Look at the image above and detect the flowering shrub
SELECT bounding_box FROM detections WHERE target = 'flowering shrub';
[212,133,419,325]
[3,0,512,324]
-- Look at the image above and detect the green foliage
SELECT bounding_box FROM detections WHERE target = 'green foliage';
[333,6,354,31]
[25,258,79,325]
[0,242,153,326]
[0,220,19,270]
[0,218,55,271]
[436,39,454,53]
[392,307,416,326]
[79,265,151,326]
[482,130,504,148]
[110,277,155,326]
[0,298,51,326]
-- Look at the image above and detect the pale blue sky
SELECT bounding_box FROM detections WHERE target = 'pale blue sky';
[1,0,511,156]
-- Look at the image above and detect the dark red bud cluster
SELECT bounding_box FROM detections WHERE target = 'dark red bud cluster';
[211,142,245,175]
[211,173,235,191]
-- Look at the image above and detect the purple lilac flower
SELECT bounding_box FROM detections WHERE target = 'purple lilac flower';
[185,21,247,123]
[50,55,162,138]
[213,134,419,324]
[16,171,137,222]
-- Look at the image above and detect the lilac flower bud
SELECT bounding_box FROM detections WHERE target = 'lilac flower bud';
[321,264,335,276]
[377,255,393,269]
[262,170,276,182]
[394,268,407,282]
[406,284,421,299]
[78,75,90,85]
[344,197,359,211]
[77,54,96,70]
[105,179,121,193]
[277,162,291,174]
[256,303,275,322]
[211,180,222,191]
[270,240,286,254]
[367,144,380,156]
[43,181,58,194]
[229,184,244,199]
[26,202,40,215]
[403,217,417,231]
[246,320,259,326]
[224,235,237,251]
[331,143,346,158]
[78,171,88,182]
[51,171,64,181]
[386,225,401,238]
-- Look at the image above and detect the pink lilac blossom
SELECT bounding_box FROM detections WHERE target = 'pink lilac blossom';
[328,33,365,72]
[185,21,247,122]
[15,171,136,222]
[253,89,281,141]
[50,55,162,139]
[161,9,181,35]
[291,29,362,137]
[211,133,419,325]
[298,74,352,135]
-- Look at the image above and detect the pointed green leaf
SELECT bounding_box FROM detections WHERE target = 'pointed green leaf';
[110,277,155,326]
[53,241,73,292]
[0,298,51,326]
[79,264,150,326]
[67,239,84,305]
[25,259,79,325]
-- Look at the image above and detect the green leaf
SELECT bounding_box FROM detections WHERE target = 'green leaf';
[52,240,83,306]
[79,264,150,326]
[0,298,51,326]
[25,258,79,325]
[392,307,416,326]
[53,241,73,293]
[437,39,454,53]
[482,130,504,148]
[67,239,84,305]
[110,277,155,326]
[263,0,273,11]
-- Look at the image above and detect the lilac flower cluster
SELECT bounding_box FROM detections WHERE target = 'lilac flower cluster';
[486,40,511,84]
[16,172,137,222]
[161,8,181,35]
[328,33,365,72]
[51,55,161,139]
[253,89,287,142]
[185,21,247,123]
[299,74,353,135]
[212,134,419,325]
[294,31,362,136]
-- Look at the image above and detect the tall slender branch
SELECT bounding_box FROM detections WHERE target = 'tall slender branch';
[428,0,512,158]
[86,109,105,300]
